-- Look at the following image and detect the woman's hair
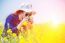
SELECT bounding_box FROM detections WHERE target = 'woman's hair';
[16,10,25,15]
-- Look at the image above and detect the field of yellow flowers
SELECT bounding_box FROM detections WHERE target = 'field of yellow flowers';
[0,21,65,43]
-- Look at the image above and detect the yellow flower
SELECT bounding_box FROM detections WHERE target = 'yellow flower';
[12,33,16,37]
[19,37,25,43]
[3,37,8,41]
[22,21,28,26]
[7,29,12,35]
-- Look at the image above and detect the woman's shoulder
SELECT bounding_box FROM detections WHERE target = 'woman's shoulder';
[6,14,15,20]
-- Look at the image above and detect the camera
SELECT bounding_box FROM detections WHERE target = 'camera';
[25,11,36,21]
[25,12,32,17]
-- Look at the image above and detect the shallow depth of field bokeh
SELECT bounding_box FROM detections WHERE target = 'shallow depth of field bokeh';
[0,0,65,43]
[0,21,65,43]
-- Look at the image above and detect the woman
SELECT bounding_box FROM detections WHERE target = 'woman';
[3,10,26,36]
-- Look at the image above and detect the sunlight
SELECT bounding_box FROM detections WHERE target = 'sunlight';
[51,19,60,26]
[51,15,60,26]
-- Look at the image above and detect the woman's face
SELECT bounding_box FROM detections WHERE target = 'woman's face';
[19,12,26,20]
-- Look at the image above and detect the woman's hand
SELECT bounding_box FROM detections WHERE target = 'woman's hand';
[17,17,28,30]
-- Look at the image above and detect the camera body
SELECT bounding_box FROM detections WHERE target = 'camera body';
[25,12,32,17]
[25,12,32,21]
[25,11,36,23]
